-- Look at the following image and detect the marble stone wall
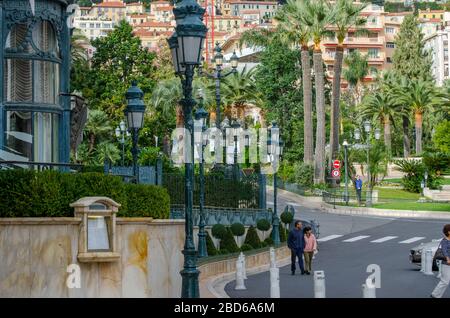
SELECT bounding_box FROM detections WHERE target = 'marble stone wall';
[0,218,184,298]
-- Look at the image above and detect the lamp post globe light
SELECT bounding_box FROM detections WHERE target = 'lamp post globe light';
[199,42,239,128]
[125,82,146,183]
[168,0,207,298]
[115,120,129,166]
[194,92,209,259]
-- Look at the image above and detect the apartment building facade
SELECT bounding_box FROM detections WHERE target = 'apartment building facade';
[73,16,115,41]
[425,25,450,86]
[226,0,279,23]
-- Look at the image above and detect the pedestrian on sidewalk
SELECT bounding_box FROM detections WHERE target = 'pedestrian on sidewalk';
[288,220,305,275]
[303,226,318,275]
[355,175,363,205]
[431,224,450,298]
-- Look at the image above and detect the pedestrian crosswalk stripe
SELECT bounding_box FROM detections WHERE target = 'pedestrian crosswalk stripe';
[343,235,370,242]
[399,237,426,244]
[267,201,274,205]
[286,202,301,206]
[370,236,398,243]
[317,235,343,242]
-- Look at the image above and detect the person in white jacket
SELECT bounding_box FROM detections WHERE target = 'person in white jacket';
[303,226,318,275]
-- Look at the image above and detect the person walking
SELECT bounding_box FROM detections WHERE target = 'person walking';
[355,175,363,205]
[288,220,305,275]
[431,224,450,298]
[303,226,318,275]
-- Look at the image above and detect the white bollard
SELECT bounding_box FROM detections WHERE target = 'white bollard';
[424,248,434,276]
[313,271,326,298]
[270,247,276,269]
[270,267,280,298]
[235,257,246,290]
[436,260,442,279]
[362,283,376,298]
[420,249,426,273]
[239,252,247,279]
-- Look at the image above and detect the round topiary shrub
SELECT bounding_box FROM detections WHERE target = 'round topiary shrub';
[240,243,253,252]
[220,227,240,253]
[244,225,261,249]
[256,219,271,232]
[230,223,245,237]
[280,210,294,225]
[206,231,218,256]
[211,224,227,240]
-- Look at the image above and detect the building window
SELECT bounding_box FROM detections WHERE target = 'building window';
[386,57,392,63]
[386,27,394,34]
[368,48,379,58]
[386,42,395,48]
[96,23,101,28]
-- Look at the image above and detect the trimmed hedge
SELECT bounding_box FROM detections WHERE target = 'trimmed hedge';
[257,219,271,232]
[244,225,261,249]
[206,231,218,256]
[211,224,227,240]
[220,228,240,253]
[0,170,170,218]
[280,226,287,242]
[264,237,274,246]
[240,243,253,252]
[230,222,245,237]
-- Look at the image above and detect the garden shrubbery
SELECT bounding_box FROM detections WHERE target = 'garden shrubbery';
[206,232,218,256]
[0,170,170,218]
[244,225,261,249]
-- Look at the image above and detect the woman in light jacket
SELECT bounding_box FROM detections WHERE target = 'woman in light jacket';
[303,226,318,275]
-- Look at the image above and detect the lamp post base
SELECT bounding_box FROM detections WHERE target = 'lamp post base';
[180,249,200,298]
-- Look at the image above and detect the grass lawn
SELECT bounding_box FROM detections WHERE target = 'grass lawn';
[372,202,450,212]
[375,187,421,200]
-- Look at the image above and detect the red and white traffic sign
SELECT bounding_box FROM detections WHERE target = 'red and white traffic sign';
[333,160,340,169]
[331,169,341,178]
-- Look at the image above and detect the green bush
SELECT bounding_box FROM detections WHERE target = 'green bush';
[260,241,268,247]
[0,170,170,218]
[206,231,218,256]
[230,223,245,237]
[211,224,227,240]
[220,228,240,253]
[280,210,294,225]
[219,249,230,255]
[294,163,314,188]
[395,159,443,193]
[240,243,253,252]
[264,237,274,246]
[256,219,271,232]
[244,225,261,249]
[280,226,287,242]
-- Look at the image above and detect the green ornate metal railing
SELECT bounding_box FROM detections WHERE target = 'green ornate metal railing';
[169,204,272,226]
[163,173,262,209]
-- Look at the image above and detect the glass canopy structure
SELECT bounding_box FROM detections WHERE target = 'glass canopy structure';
[0,0,72,163]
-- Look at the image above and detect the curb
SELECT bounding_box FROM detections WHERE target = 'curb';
[320,202,450,220]
[204,256,292,298]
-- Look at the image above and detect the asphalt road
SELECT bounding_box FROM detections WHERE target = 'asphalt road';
[225,191,450,298]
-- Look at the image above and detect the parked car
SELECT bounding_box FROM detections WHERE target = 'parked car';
[409,240,442,271]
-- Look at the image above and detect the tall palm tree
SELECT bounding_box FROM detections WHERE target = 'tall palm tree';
[396,79,436,155]
[329,0,367,168]
[71,29,90,65]
[301,0,335,184]
[275,0,314,165]
[221,67,263,120]
[360,90,404,154]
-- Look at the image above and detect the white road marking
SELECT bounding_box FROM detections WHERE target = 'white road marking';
[370,236,398,243]
[286,202,302,206]
[398,237,426,244]
[317,235,343,242]
[343,235,370,242]
[267,201,274,205]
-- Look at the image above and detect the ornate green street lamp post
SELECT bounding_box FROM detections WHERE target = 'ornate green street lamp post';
[268,122,282,246]
[168,0,207,298]
[231,119,241,180]
[198,43,238,127]
[194,92,208,258]
[125,82,146,184]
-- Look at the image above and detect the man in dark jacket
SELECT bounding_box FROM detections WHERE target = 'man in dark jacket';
[288,220,305,275]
